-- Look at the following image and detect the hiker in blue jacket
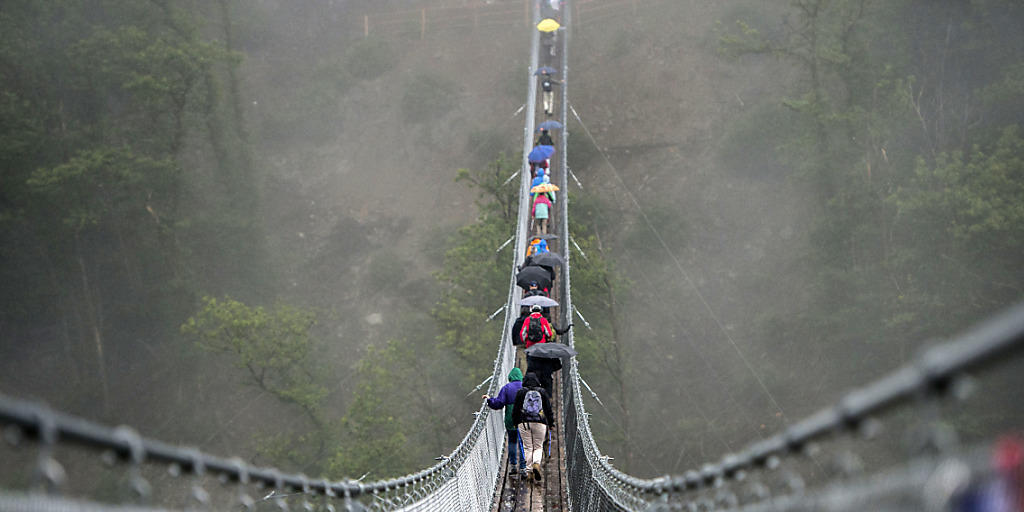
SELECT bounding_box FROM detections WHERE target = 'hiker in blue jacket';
[483,368,526,474]
[511,372,554,483]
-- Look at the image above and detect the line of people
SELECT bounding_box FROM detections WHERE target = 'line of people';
[483,15,569,487]
[484,231,573,484]
[528,126,561,235]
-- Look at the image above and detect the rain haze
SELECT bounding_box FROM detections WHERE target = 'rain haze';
[0,0,1022,506]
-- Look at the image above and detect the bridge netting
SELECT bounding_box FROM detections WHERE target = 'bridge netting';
[3,0,1024,511]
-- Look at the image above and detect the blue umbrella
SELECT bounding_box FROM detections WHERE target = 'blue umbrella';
[528,145,556,163]
[534,66,557,76]
[537,120,563,131]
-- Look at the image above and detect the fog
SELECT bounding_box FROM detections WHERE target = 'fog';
[1,0,1021,487]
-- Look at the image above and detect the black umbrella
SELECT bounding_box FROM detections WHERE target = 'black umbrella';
[525,342,577,359]
[529,233,559,241]
[527,251,564,268]
[516,266,553,290]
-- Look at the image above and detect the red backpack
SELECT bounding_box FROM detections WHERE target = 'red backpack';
[520,313,549,347]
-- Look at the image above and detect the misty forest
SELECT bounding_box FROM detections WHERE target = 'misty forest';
[1,0,1022,492]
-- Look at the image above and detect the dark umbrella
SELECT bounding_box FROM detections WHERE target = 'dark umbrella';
[534,66,557,76]
[528,233,559,241]
[516,266,553,290]
[525,343,577,359]
[537,120,563,131]
[528,251,564,268]
[528,145,556,163]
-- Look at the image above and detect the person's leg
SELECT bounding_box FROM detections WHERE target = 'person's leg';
[518,424,536,468]
[506,429,519,470]
[529,422,548,481]
[540,372,554,399]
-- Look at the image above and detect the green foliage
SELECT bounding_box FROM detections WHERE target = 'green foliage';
[896,126,1024,249]
[327,340,419,479]
[454,151,519,220]
[718,0,1024,372]
[431,215,510,376]
[28,147,177,230]
[400,72,460,123]
[885,125,1024,319]
[332,155,523,479]
[0,0,261,368]
[980,63,1024,131]
[181,296,327,422]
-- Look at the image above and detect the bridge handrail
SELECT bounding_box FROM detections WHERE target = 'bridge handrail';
[565,300,1024,504]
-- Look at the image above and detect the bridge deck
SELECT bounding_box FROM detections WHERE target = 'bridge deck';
[492,369,567,512]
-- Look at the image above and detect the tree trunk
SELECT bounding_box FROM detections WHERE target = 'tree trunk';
[75,234,110,414]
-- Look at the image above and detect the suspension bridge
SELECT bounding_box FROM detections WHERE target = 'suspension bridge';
[2,1,1023,510]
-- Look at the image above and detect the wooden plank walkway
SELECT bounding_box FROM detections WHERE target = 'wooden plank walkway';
[491,368,567,512]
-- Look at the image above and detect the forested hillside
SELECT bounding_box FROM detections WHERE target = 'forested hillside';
[567,0,1024,475]
[1,0,1021,484]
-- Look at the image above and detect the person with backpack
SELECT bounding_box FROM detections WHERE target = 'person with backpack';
[483,367,527,476]
[519,305,554,348]
[537,128,554,147]
[512,372,554,482]
[527,238,548,256]
[538,71,562,116]
[519,305,571,347]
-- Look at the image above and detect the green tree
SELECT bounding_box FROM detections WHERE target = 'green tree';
[328,340,418,479]
[718,0,1024,373]
[887,125,1024,326]
[182,296,326,424]
[181,296,330,466]
[432,155,518,379]
[0,0,264,415]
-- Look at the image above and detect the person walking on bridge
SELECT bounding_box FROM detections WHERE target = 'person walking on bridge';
[537,128,554,147]
[532,191,552,234]
[538,71,562,116]
[512,372,554,483]
[483,367,527,476]
[519,305,554,348]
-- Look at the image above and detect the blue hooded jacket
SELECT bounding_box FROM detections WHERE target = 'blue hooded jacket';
[486,368,523,430]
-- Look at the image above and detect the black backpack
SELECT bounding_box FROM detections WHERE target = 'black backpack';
[526,316,544,343]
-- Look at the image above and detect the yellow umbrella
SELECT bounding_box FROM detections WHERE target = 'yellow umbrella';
[537,18,560,32]
[531,183,560,193]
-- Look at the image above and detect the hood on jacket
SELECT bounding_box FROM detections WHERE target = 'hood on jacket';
[523,372,541,388]
[508,367,523,382]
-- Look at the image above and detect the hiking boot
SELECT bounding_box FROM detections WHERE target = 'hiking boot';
[532,463,542,482]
